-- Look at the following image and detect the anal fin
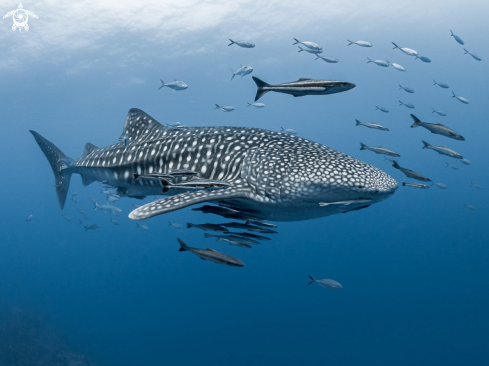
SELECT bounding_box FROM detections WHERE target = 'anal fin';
[128,187,251,220]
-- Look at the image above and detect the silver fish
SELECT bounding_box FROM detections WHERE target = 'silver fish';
[85,224,99,231]
[217,238,252,249]
[111,218,119,225]
[452,91,469,104]
[281,127,297,135]
[220,222,277,234]
[422,141,463,159]
[77,209,85,214]
[319,199,372,207]
[230,65,253,80]
[415,56,431,63]
[464,49,482,61]
[445,162,459,170]
[158,79,188,91]
[187,223,228,233]
[135,223,149,230]
[79,220,87,227]
[61,214,70,221]
[464,204,476,211]
[450,30,464,45]
[347,40,372,47]
[214,104,236,112]
[392,160,431,182]
[433,80,449,89]
[168,221,183,229]
[360,143,400,157]
[458,159,471,165]
[308,276,342,289]
[402,182,430,189]
[399,101,415,109]
[432,108,447,116]
[26,214,33,223]
[293,38,322,51]
[399,85,415,93]
[178,238,245,267]
[367,58,389,67]
[247,102,265,108]
[388,61,405,71]
[315,55,339,63]
[355,119,389,131]
[375,106,389,113]
[228,39,255,48]
[432,182,447,189]
[470,183,483,189]
[392,43,418,56]
[230,232,271,241]
[204,233,259,245]
[410,115,465,141]
[107,196,119,202]
[297,46,323,54]
[94,202,122,213]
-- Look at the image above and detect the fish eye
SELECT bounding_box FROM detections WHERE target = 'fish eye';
[357,185,363,189]
[375,190,379,193]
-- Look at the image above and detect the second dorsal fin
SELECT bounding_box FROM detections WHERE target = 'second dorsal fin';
[119,108,166,143]
[82,143,99,158]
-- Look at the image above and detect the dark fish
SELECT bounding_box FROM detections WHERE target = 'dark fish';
[220,212,263,222]
[392,160,431,182]
[220,222,277,234]
[178,238,245,267]
[410,115,465,141]
[186,223,228,233]
[464,204,476,211]
[85,224,99,231]
[470,182,483,189]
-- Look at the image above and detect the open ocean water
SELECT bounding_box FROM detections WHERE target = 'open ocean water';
[0,1,488,365]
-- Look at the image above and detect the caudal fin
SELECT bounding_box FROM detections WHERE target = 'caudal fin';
[214,104,220,109]
[355,119,362,126]
[228,39,236,46]
[292,38,300,45]
[392,160,401,169]
[177,238,188,252]
[359,142,368,150]
[247,102,251,107]
[463,48,468,54]
[392,42,399,49]
[451,91,456,98]
[402,182,406,186]
[158,79,165,90]
[186,223,194,228]
[307,275,316,286]
[410,114,422,128]
[230,69,236,80]
[30,131,73,209]
[421,141,431,149]
[252,76,270,101]
[347,40,353,46]
[366,57,372,63]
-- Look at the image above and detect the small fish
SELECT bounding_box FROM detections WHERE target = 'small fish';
[168,221,183,229]
[463,49,482,61]
[85,224,99,231]
[433,80,449,89]
[470,182,483,189]
[458,159,471,165]
[422,141,463,159]
[110,218,119,225]
[230,65,253,80]
[94,202,122,213]
[307,276,343,289]
[355,119,389,131]
[432,183,448,189]
[178,238,245,267]
[366,57,389,67]
[399,85,415,93]
[107,196,118,202]
[228,39,255,48]
[71,192,78,197]
[79,220,87,228]
[26,214,33,223]
[315,55,339,63]
[360,143,400,157]
[77,209,85,214]
[402,182,430,189]
[61,214,70,221]
[247,102,265,108]
[158,79,188,91]
[230,232,272,241]
[347,40,372,47]
[292,38,322,51]
[214,104,236,112]
[220,222,277,234]
[319,199,372,207]
[122,132,129,147]
[391,42,418,56]
[217,238,252,249]
[192,205,237,216]
[135,223,149,230]
[375,106,389,113]
[431,108,447,116]
[246,221,277,228]
[387,61,405,71]
[464,204,476,211]
[186,223,228,233]
[297,46,323,54]
[445,162,459,170]
[73,199,78,203]
[450,30,464,45]
[169,122,182,127]
[392,160,431,182]
[415,56,431,63]
[410,115,465,141]
[452,91,469,104]
[383,156,395,163]
[82,214,89,221]
[399,101,415,109]
[281,127,297,135]
[205,233,259,246]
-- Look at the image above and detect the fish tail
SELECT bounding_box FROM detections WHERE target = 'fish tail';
[158,79,165,90]
[247,102,251,107]
[470,182,474,187]
[421,141,431,149]
[228,39,235,46]
[30,131,73,210]
[366,57,372,63]
[359,142,367,150]
[347,40,353,46]
[410,114,422,128]
[452,91,456,97]
[168,220,172,226]
[307,275,316,286]
[402,182,406,186]
[214,104,220,109]
[186,223,194,228]
[177,238,188,251]
[292,38,300,45]
[252,76,270,102]
[450,30,454,36]
[355,119,361,126]
[432,108,435,113]
[399,85,402,90]
[463,48,468,54]
[399,100,403,106]
[392,160,400,169]
[392,42,399,49]
[433,79,437,85]
[297,47,304,53]
[230,69,236,80]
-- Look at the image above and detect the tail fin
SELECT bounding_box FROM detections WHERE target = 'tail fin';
[230,69,236,80]
[204,233,216,239]
[452,91,456,98]
[432,108,435,113]
[463,48,468,54]
[360,142,368,150]
[307,275,316,286]
[421,141,431,149]
[402,182,406,186]
[252,76,271,102]
[399,101,403,106]
[392,160,401,169]
[168,220,172,226]
[433,79,437,86]
[186,223,194,228]
[297,47,304,53]
[347,40,353,46]
[247,102,251,107]
[158,79,165,90]
[292,38,300,45]
[392,42,399,49]
[177,238,188,251]
[450,30,454,36]
[30,131,73,209]
[228,39,236,46]
[214,104,220,109]
[366,57,372,63]
[355,119,362,126]
[399,85,402,90]
[410,114,422,128]
[470,182,474,187]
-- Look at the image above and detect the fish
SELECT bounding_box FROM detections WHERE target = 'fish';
[452,91,469,104]
[216,238,252,249]
[464,204,476,211]
[94,202,122,213]
[82,214,89,221]
[375,106,389,113]
[228,39,255,48]
[177,238,245,267]
[220,222,277,234]
[360,143,400,157]
[247,102,265,108]
[79,220,87,227]
[366,58,389,67]
[415,56,431,63]
[383,156,395,163]
[217,201,260,214]
[307,276,342,289]
[85,224,99,231]
[218,211,263,222]
[391,43,418,56]
[402,182,430,189]
[292,38,322,51]
[110,218,119,225]
[445,162,459,170]
[410,115,465,141]
[433,80,449,89]
[387,61,405,71]
[135,223,149,230]
[315,55,339,63]
[158,79,188,91]
[230,65,253,80]
[347,40,372,47]
[61,214,70,221]
[122,133,129,147]
[204,233,259,245]
[31,108,397,223]
[26,214,33,223]
[432,183,447,189]
[450,30,464,45]
[246,221,277,228]
[229,232,271,241]
[252,76,355,101]
[168,221,183,229]
[77,209,85,214]
[458,158,471,165]
[107,196,119,202]
[214,104,236,112]
[355,119,389,131]
[399,101,415,109]
[463,49,482,61]
[470,183,483,189]
[319,199,372,207]
[399,85,415,93]
[297,46,323,54]
[431,108,447,117]
[392,160,431,182]
[421,141,463,159]
[192,205,237,215]
[281,127,297,135]
[187,223,228,233]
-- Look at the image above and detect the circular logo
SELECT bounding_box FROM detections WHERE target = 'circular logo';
[13,9,28,28]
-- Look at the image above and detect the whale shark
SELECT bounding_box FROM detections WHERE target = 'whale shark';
[30,108,398,222]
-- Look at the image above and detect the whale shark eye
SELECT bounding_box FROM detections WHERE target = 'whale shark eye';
[357,185,363,189]
[375,190,379,193]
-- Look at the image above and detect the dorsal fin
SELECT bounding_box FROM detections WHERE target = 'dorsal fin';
[82,143,99,158]
[120,108,166,143]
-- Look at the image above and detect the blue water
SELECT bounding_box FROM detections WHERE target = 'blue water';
[1,2,488,365]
